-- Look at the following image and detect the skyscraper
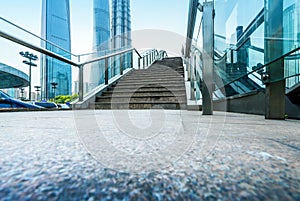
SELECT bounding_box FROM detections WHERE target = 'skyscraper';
[94,0,110,52]
[88,0,111,88]
[40,0,72,99]
[111,0,132,71]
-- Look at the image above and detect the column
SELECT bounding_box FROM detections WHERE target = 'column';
[202,1,214,115]
[264,0,285,119]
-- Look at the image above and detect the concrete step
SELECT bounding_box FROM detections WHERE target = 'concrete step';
[114,81,185,87]
[118,79,184,84]
[120,76,183,81]
[129,69,183,74]
[96,95,186,103]
[124,74,183,78]
[101,90,186,96]
[127,70,182,74]
[92,102,186,110]
[93,57,187,110]
[106,85,186,91]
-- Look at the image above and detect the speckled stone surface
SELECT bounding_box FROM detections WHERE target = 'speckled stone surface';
[0,110,299,200]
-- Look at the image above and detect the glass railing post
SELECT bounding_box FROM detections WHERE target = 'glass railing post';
[120,54,123,75]
[187,58,191,81]
[153,51,155,61]
[143,56,145,69]
[105,58,109,85]
[138,57,141,69]
[202,1,214,115]
[79,65,84,101]
[130,50,133,68]
[191,56,196,100]
[151,51,154,63]
[146,54,148,67]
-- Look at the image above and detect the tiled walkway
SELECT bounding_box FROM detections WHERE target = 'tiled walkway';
[0,110,299,200]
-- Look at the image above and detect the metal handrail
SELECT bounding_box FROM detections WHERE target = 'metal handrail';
[0,30,79,66]
[0,29,149,67]
[81,48,138,66]
[216,46,300,89]
[0,28,164,102]
[0,17,79,58]
[0,17,132,61]
[190,43,300,94]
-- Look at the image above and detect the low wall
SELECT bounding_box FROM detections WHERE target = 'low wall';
[285,97,300,119]
[214,91,265,115]
[214,91,300,119]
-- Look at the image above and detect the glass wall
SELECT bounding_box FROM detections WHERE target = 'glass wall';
[209,0,300,97]
[283,0,300,88]
[211,0,265,97]
[41,0,72,99]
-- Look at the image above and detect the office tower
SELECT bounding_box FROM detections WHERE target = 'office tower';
[40,0,72,99]
[88,0,111,87]
[111,0,132,71]
[94,0,110,52]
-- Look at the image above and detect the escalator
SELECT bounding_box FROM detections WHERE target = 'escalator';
[213,45,264,98]
[212,41,300,118]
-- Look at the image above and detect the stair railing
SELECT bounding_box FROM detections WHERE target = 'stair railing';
[0,17,168,103]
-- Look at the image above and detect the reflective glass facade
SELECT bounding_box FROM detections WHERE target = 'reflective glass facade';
[210,0,300,94]
[40,0,72,99]
[187,0,300,118]
[283,0,300,87]
[93,0,110,52]
[111,0,132,72]
[88,0,111,89]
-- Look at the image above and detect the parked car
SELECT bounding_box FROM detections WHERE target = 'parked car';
[0,90,42,109]
[57,103,70,109]
[34,101,58,109]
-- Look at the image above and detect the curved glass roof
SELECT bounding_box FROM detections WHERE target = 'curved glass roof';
[0,62,29,89]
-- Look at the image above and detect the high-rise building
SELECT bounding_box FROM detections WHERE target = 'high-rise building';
[94,0,110,52]
[111,0,132,71]
[111,0,131,49]
[87,0,111,88]
[40,0,72,99]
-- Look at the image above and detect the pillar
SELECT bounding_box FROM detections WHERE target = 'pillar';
[264,0,285,119]
[202,1,214,115]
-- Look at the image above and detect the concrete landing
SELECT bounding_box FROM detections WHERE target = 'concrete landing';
[0,110,299,200]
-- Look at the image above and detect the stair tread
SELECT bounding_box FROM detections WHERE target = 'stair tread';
[98,94,186,97]
[94,101,186,104]
[93,57,187,110]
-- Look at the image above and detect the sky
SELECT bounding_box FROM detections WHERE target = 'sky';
[0,0,189,93]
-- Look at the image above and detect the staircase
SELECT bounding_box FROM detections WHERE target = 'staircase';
[93,57,187,109]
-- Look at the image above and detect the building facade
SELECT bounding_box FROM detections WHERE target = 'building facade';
[87,0,111,90]
[111,0,132,73]
[94,0,110,53]
[40,0,72,99]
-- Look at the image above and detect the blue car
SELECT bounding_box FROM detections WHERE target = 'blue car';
[34,101,58,108]
[0,90,42,109]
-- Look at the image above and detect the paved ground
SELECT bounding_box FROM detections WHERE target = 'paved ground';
[0,110,299,200]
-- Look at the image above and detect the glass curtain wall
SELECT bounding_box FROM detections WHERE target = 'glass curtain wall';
[283,0,300,88]
[211,0,300,97]
[40,0,72,100]
[111,0,132,74]
[85,0,111,93]
[213,0,265,97]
